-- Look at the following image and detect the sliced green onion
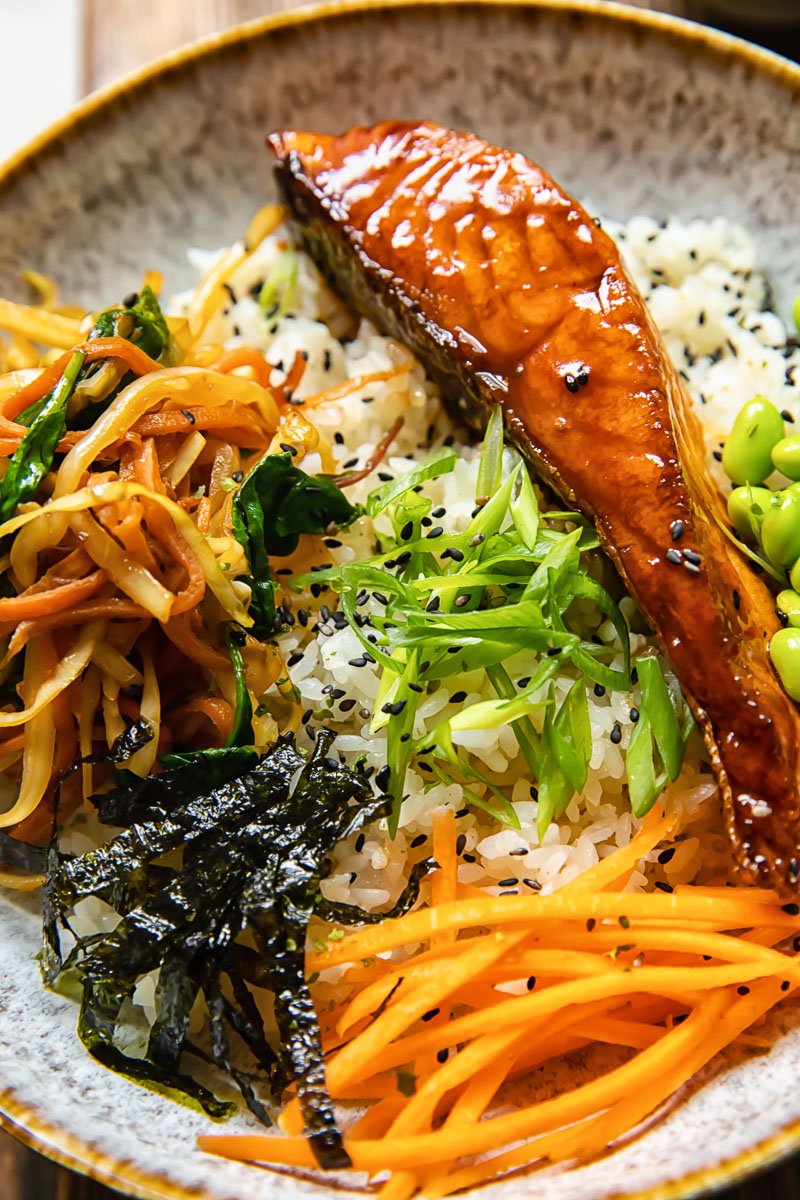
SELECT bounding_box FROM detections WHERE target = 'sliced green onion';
[476,406,504,501]
[259,248,298,323]
[366,447,456,517]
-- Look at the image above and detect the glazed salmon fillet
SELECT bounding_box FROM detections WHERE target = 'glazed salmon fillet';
[269,121,800,894]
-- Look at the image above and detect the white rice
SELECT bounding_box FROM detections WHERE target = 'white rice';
[172,210,800,923]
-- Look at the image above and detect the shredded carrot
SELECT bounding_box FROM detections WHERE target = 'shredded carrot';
[0,336,163,419]
[0,570,106,623]
[211,346,273,388]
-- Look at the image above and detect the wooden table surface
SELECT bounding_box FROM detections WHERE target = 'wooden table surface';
[3,0,800,1196]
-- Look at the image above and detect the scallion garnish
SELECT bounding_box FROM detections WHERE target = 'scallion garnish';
[291,435,692,836]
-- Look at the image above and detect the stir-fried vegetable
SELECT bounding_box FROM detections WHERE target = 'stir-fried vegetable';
[293,420,692,835]
[232,451,360,637]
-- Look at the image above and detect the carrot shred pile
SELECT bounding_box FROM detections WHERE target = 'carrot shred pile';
[199,806,800,1196]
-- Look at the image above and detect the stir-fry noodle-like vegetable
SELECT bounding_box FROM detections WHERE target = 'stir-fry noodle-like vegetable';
[0,207,342,849]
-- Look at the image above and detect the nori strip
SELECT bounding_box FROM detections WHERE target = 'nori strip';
[41,730,430,1168]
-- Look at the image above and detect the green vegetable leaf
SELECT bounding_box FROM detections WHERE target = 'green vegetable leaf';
[0,349,85,522]
[232,452,360,638]
[224,628,254,748]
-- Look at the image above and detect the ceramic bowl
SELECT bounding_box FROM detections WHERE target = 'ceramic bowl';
[0,3,799,1197]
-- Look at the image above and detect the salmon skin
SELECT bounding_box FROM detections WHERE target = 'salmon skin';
[269,120,800,895]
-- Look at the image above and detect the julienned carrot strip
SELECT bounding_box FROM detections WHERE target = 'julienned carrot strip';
[563,803,677,893]
[212,347,272,388]
[426,982,783,1196]
[131,406,272,442]
[0,570,106,623]
[325,933,525,1096]
[6,598,148,657]
[0,336,163,419]
[307,890,800,970]
[300,365,411,409]
[202,984,739,1174]
[161,614,229,672]
[431,808,458,912]
[328,957,799,1088]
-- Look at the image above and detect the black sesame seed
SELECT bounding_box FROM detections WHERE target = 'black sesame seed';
[630,707,640,723]
[437,1049,448,1064]
[666,549,683,565]
[330,688,345,700]
[610,723,622,744]
[683,549,701,566]
[400,521,414,541]
[231,470,244,483]
[498,878,518,888]
[564,373,580,393]
[426,597,440,613]
[530,786,539,801]
[426,526,444,539]
[355,834,366,853]
[655,881,673,893]
[340,698,356,712]
[408,683,423,694]
[782,903,800,915]
[463,852,476,863]
[381,700,407,716]
[586,918,596,932]
[527,976,536,991]
[343,457,359,469]
[378,471,393,482]
[790,859,800,883]
[657,848,675,864]
[737,986,750,996]
[456,834,467,855]
[431,506,446,518]
[546,647,562,657]
[441,547,464,562]
[280,443,297,456]
[451,691,467,704]
[374,765,391,793]
[302,709,313,724]
[287,652,304,667]
[348,656,367,668]
[456,807,469,818]
[594,683,606,697]
[732,589,741,611]
[782,980,792,992]
[783,409,795,423]
[411,834,427,848]
[422,1008,440,1022]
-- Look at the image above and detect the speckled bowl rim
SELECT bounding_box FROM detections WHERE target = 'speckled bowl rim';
[1,2,800,1197]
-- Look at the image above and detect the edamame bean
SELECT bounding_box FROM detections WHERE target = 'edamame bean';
[772,435,800,481]
[778,590,800,627]
[770,626,800,701]
[761,488,800,566]
[727,485,773,541]
[722,397,784,485]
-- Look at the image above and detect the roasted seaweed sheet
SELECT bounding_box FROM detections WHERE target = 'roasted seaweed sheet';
[13,730,430,1169]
